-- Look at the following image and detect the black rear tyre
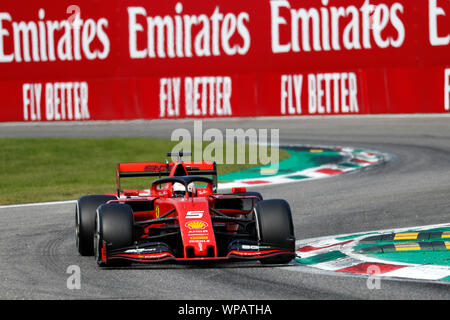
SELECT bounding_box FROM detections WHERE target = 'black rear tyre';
[254,199,295,264]
[94,203,134,267]
[75,195,117,256]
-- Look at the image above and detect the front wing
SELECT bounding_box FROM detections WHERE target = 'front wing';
[99,240,295,264]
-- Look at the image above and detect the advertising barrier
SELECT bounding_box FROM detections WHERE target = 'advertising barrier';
[0,0,449,122]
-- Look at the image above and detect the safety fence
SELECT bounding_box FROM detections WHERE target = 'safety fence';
[0,0,449,121]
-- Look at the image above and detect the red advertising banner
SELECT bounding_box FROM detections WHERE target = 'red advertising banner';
[0,0,449,122]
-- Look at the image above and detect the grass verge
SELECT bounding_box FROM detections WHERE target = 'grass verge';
[0,137,288,205]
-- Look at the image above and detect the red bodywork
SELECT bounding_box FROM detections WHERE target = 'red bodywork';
[97,156,294,264]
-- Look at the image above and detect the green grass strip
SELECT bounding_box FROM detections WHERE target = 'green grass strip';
[0,137,287,205]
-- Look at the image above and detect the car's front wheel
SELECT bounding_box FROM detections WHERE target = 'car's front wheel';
[253,199,295,264]
[75,195,117,256]
[94,203,134,267]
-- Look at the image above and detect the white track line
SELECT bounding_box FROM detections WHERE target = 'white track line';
[0,200,76,209]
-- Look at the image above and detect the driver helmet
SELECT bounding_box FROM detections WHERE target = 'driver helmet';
[172,183,186,197]
[172,182,196,197]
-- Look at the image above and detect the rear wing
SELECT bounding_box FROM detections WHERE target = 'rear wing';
[116,160,217,196]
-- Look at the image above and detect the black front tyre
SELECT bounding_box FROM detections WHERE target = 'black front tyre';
[94,203,134,267]
[254,199,296,264]
[75,195,117,256]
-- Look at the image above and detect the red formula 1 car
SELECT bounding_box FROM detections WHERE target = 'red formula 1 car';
[75,152,295,267]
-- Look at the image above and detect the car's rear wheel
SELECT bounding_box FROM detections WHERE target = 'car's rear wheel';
[94,203,134,267]
[254,199,295,264]
[75,195,117,256]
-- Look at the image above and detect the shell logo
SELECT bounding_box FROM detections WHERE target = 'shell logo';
[185,220,208,229]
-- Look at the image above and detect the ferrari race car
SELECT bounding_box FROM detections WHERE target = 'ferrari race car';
[75,152,295,267]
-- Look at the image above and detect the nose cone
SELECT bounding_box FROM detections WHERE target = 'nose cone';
[177,199,217,258]
[185,220,211,257]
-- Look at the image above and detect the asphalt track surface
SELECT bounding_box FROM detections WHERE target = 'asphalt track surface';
[1,116,450,300]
